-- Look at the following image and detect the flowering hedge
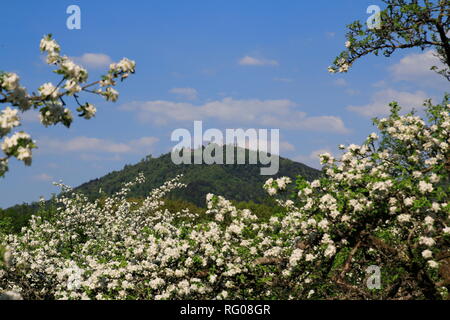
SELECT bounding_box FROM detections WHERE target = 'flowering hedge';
[0,35,135,177]
[0,96,448,300]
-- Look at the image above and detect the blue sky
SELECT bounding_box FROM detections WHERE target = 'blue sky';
[0,0,448,208]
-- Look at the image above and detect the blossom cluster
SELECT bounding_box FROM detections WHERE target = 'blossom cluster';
[0,35,135,177]
[0,175,278,300]
[264,98,450,298]
[263,177,292,196]
[328,57,351,73]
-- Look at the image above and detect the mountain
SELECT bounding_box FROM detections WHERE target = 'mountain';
[0,146,321,233]
[74,146,321,207]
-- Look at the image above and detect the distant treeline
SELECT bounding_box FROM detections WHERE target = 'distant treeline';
[0,197,286,235]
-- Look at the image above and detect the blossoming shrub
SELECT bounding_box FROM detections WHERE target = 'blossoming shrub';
[264,96,450,299]
[0,97,449,300]
[0,174,292,300]
[0,35,135,177]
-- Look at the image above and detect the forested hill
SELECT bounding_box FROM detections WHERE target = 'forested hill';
[74,146,321,207]
[0,147,320,233]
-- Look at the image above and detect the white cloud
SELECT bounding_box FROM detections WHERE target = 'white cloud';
[169,87,198,100]
[242,138,295,155]
[37,136,158,157]
[273,77,294,83]
[280,141,295,152]
[389,50,447,86]
[295,148,332,169]
[347,89,429,117]
[345,88,360,96]
[333,78,348,87]
[333,79,359,95]
[240,139,294,154]
[72,53,113,69]
[120,98,350,134]
[372,80,387,88]
[261,114,350,134]
[55,137,129,153]
[33,173,53,182]
[239,56,279,66]
[203,136,294,155]
[201,68,217,76]
[78,154,123,162]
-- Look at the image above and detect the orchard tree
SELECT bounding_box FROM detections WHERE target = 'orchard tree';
[0,35,136,178]
[317,0,450,299]
[328,0,449,80]
[263,97,450,300]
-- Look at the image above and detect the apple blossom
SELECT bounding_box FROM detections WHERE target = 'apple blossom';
[0,34,136,178]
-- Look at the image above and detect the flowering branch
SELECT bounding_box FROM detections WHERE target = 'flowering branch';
[0,34,136,178]
[328,0,450,80]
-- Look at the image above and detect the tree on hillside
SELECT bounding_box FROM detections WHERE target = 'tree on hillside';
[0,35,136,178]
[328,0,449,80]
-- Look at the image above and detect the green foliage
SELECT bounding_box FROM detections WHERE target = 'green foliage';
[0,244,4,269]
[0,200,59,235]
[72,146,320,207]
[0,204,37,234]
[233,199,285,222]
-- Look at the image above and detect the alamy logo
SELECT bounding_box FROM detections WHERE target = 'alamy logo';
[171,121,280,175]
[366,265,381,289]
[66,5,81,30]
[367,5,381,30]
